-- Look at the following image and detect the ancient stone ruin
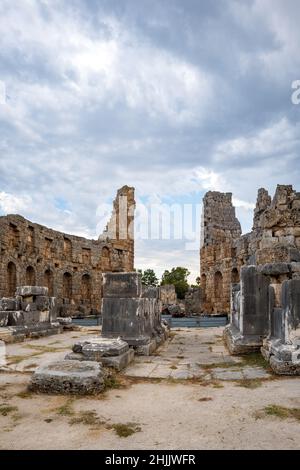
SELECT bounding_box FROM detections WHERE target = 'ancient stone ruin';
[0,185,135,318]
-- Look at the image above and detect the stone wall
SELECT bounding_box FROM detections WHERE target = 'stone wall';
[0,186,135,316]
[200,185,300,314]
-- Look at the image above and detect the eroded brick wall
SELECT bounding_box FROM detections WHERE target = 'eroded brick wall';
[0,186,135,316]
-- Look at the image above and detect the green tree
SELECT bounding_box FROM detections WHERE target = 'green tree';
[161,267,190,299]
[139,269,159,287]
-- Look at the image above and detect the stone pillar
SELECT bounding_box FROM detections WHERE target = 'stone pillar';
[223,266,270,354]
[101,272,168,355]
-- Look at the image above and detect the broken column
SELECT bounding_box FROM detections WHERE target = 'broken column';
[0,286,61,342]
[223,266,270,354]
[261,279,300,375]
[101,272,168,355]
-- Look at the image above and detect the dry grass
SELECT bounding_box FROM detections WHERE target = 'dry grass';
[111,422,141,438]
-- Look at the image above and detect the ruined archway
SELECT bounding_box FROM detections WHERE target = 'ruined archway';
[81,274,91,302]
[63,272,72,299]
[214,271,223,301]
[7,262,17,297]
[44,269,54,296]
[26,266,36,286]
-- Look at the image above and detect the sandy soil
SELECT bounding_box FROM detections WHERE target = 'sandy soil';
[0,327,299,450]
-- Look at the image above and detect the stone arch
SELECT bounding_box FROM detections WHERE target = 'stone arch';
[7,262,17,297]
[231,267,239,284]
[63,272,72,299]
[81,273,92,302]
[44,269,54,296]
[214,271,223,301]
[26,266,36,286]
[201,273,207,302]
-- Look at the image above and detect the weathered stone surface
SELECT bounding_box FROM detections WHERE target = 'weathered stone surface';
[16,286,49,297]
[258,263,291,276]
[29,360,105,395]
[262,279,300,375]
[223,324,263,355]
[0,186,135,316]
[68,338,135,370]
[200,184,300,315]
[56,317,72,325]
[0,298,17,311]
[0,312,9,327]
[101,272,166,356]
[102,272,141,298]
[159,284,177,305]
[73,337,129,357]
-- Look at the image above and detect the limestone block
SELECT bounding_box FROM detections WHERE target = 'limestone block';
[291,262,300,273]
[29,360,105,395]
[16,286,49,297]
[0,298,17,311]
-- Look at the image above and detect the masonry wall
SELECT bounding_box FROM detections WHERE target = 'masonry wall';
[0,186,135,316]
[200,185,300,315]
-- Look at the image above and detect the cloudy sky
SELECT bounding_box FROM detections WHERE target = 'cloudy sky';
[0,0,300,282]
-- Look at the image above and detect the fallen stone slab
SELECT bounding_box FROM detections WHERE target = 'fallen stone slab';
[29,360,105,395]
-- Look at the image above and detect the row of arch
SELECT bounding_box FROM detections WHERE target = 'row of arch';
[6,262,92,301]
[201,267,239,301]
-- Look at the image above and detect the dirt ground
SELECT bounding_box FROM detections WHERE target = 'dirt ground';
[0,326,299,450]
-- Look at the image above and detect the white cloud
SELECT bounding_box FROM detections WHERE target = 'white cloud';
[0,191,31,213]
